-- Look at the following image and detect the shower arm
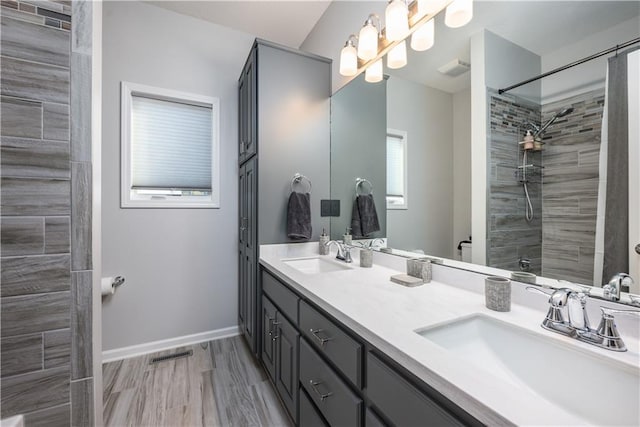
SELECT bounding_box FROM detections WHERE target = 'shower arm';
[535,116,558,138]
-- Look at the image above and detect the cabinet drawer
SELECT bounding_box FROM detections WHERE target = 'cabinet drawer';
[366,353,463,427]
[300,388,328,427]
[299,300,362,387]
[262,270,299,325]
[365,409,387,427]
[300,338,362,427]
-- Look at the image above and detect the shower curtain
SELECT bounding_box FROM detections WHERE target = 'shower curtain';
[594,47,639,286]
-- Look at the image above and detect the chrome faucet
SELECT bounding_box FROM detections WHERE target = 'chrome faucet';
[325,240,352,263]
[529,287,577,337]
[603,273,634,301]
[527,286,640,352]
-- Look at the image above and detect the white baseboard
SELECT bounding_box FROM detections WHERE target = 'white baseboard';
[102,326,240,363]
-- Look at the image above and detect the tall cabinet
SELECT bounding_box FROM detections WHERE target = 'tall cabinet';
[237,39,331,355]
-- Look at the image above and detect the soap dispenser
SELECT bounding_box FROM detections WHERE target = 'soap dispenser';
[522,130,534,150]
[319,229,329,255]
[343,228,352,245]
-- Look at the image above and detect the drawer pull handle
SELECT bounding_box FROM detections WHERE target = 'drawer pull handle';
[310,329,333,346]
[309,380,333,401]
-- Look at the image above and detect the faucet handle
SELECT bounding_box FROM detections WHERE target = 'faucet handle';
[599,306,640,318]
[596,306,640,352]
[604,273,634,301]
[527,287,573,331]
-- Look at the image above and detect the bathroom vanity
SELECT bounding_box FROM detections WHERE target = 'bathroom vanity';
[257,243,640,427]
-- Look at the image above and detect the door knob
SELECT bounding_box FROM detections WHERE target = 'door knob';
[636,244,640,255]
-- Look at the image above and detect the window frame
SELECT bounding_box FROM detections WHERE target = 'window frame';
[386,128,408,210]
[120,81,220,209]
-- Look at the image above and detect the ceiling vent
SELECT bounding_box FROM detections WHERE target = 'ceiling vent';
[438,59,471,77]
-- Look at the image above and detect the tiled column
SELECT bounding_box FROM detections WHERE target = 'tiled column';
[0,0,93,425]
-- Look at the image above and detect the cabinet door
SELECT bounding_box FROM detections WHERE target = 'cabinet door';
[243,50,257,160]
[238,72,247,164]
[238,163,247,333]
[261,296,277,382]
[275,313,299,423]
[242,157,258,352]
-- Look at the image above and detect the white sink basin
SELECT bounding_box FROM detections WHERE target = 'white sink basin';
[416,314,640,426]
[282,256,351,275]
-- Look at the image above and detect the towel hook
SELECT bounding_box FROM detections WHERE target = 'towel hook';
[355,177,373,196]
[291,173,312,193]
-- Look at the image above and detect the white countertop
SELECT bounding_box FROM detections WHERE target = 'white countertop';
[260,243,640,427]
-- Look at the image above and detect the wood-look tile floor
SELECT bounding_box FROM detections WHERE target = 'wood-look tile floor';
[103,336,292,427]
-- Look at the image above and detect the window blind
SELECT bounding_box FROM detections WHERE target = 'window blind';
[387,134,405,197]
[131,95,212,190]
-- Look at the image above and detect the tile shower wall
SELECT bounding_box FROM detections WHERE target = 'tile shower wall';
[487,90,542,273]
[0,1,93,424]
[541,89,604,285]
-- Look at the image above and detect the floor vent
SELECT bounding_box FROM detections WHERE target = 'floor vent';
[149,350,193,365]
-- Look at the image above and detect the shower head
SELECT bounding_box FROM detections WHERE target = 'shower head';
[556,107,574,118]
[535,107,574,137]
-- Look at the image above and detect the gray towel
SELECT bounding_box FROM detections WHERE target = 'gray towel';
[351,194,380,238]
[287,192,312,240]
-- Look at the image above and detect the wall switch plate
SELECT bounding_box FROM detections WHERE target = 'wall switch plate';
[321,200,340,217]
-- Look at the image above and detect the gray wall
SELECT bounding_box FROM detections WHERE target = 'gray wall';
[101,1,254,351]
[330,75,387,241]
[452,88,472,257]
[0,0,94,423]
[256,44,331,244]
[386,76,453,257]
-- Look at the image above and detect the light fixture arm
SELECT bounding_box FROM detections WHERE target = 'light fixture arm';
[364,13,382,38]
[344,34,358,48]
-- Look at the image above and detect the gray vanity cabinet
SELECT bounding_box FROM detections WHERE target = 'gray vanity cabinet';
[239,156,257,351]
[259,265,483,427]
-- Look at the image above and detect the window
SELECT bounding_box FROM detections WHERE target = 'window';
[121,82,220,208]
[386,129,408,210]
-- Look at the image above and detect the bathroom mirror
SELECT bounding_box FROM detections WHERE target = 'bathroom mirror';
[329,1,640,302]
[330,75,387,241]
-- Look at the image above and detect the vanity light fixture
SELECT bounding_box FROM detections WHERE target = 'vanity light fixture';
[410,18,435,51]
[339,0,472,81]
[387,40,408,69]
[358,14,380,61]
[365,59,384,83]
[385,0,409,42]
[416,0,449,18]
[340,35,359,77]
[445,0,473,28]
